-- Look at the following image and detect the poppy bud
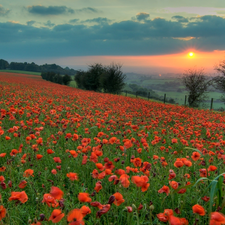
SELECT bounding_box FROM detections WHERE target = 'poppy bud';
[39,214,45,221]
[108,195,116,205]
[0,182,6,189]
[132,204,137,210]
[114,179,120,185]
[174,208,180,214]
[121,160,125,164]
[59,199,65,209]
[216,206,222,212]
[8,180,12,188]
[138,203,143,210]
[149,205,154,211]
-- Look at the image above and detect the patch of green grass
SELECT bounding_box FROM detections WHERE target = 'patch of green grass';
[69,80,77,88]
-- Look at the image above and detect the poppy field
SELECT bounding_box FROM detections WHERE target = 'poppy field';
[0,72,225,225]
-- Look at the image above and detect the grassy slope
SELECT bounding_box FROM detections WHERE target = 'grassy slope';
[0,70,41,76]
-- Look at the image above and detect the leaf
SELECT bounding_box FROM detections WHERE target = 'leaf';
[213,172,225,181]
[90,126,98,130]
[209,180,218,213]
[184,147,203,156]
[193,177,209,187]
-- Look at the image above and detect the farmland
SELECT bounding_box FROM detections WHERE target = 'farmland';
[124,75,224,110]
[0,72,225,224]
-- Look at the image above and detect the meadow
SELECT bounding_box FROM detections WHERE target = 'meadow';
[0,72,225,225]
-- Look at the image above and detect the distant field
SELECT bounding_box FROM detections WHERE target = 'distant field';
[0,70,41,75]
[126,77,225,110]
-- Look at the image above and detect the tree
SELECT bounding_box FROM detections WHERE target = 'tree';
[181,68,211,107]
[0,59,9,69]
[101,63,126,94]
[84,63,104,91]
[74,70,86,89]
[54,73,64,84]
[63,74,72,85]
[213,59,225,102]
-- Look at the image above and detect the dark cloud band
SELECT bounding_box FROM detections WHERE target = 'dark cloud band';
[1,15,225,57]
[27,5,74,15]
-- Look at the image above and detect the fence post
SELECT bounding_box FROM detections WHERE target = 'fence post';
[184,95,187,106]
[210,98,213,110]
[164,94,166,103]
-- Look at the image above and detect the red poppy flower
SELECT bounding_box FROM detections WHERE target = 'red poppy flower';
[78,193,91,203]
[9,191,28,203]
[0,205,6,221]
[158,185,170,196]
[192,204,205,216]
[113,192,125,206]
[49,209,64,223]
[50,186,64,200]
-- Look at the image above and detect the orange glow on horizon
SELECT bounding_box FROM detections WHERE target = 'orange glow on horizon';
[51,50,225,73]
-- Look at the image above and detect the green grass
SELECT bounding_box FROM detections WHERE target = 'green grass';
[69,80,77,88]
[0,70,41,76]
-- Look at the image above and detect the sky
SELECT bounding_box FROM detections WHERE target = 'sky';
[1,0,225,74]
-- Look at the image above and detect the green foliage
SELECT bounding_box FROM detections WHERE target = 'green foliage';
[84,63,104,91]
[101,63,126,94]
[62,74,72,85]
[181,68,212,107]
[0,58,77,75]
[0,59,9,69]
[74,63,126,93]
[54,73,64,84]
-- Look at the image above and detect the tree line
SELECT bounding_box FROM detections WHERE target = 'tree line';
[75,63,126,94]
[0,59,77,75]
[41,72,72,85]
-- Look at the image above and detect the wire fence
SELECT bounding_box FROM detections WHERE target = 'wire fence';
[120,90,225,111]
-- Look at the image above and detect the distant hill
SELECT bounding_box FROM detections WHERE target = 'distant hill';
[0,59,78,76]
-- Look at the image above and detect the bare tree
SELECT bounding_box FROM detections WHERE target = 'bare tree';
[181,68,212,107]
[213,59,225,102]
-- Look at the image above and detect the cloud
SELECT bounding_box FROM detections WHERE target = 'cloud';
[1,15,225,58]
[83,17,112,25]
[27,20,36,26]
[27,5,74,15]
[69,19,79,24]
[172,16,189,23]
[44,20,55,27]
[0,5,10,16]
[136,12,150,21]
[74,7,101,14]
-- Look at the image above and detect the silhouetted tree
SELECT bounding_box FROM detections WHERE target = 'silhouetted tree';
[63,74,72,85]
[213,59,225,102]
[83,63,104,91]
[181,68,212,107]
[0,59,9,69]
[54,73,64,84]
[101,63,126,94]
[74,70,86,89]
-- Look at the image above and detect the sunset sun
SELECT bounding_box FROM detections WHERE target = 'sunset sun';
[188,52,194,57]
